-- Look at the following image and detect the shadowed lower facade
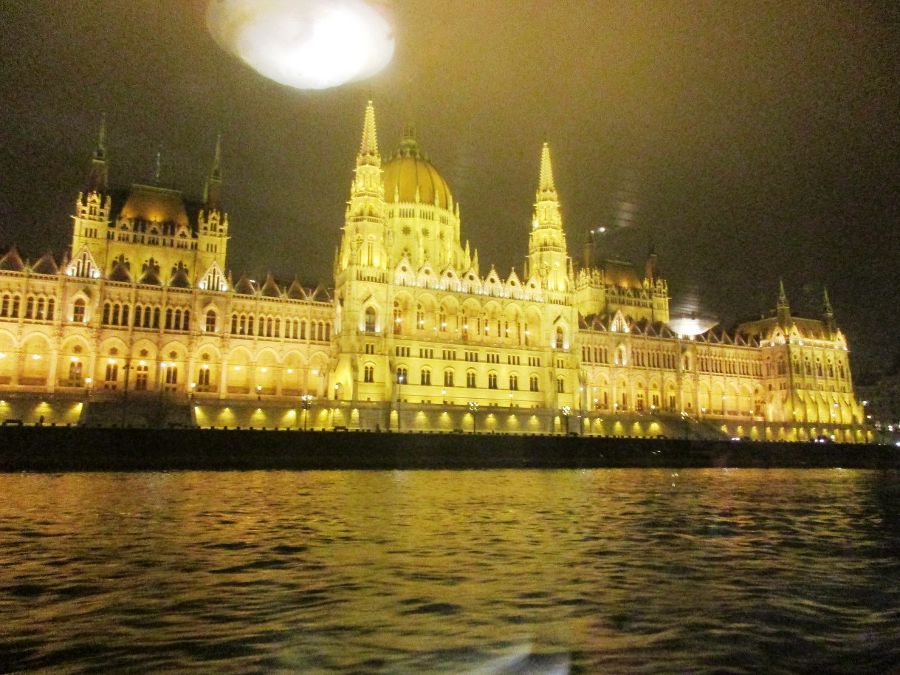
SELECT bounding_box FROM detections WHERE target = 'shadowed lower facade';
[0,103,869,441]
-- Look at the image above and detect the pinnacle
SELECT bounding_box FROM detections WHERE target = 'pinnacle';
[93,113,107,160]
[538,142,557,196]
[210,133,223,181]
[359,100,379,157]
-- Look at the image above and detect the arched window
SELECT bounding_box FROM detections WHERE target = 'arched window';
[46,298,55,321]
[557,377,565,393]
[121,305,129,326]
[68,360,83,385]
[444,370,454,387]
[230,314,237,334]
[466,370,477,388]
[206,310,217,333]
[135,363,149,390]
[393,301,402,334]
[102,302,111,325]
[165,308,173,330]
[509,374,518,390]
[488,372,498,389]
[364,364,374,383]
[421,368,431,386]
[555,326,564,349]
[416,304,425,329]
[0,294,9,317]
[72,298,86,323]
[153,307,161,328]
[530,375,539,392]
[396,366,408,384]
[364,306,376,332]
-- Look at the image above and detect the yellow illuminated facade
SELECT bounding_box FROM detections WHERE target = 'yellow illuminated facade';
[0,103,869,441]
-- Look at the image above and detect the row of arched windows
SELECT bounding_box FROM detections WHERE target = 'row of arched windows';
[391,365,541,392]
[99,302,191,332]
[1,294,55,321]
[699,354,762,377]
[229,314,331,342]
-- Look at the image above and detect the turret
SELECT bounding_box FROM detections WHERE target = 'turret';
[197,135,229,278]
[527,142,571,292]
[69,116,112,277]
[338,100,387,272]
[822,286,835,336]
[777,279,791,328]
[86,113,108,194]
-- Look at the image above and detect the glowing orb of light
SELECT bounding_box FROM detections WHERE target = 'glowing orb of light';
[207,0,394,90]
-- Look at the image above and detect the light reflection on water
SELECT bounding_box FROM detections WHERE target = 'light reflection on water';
[0,469,898,673]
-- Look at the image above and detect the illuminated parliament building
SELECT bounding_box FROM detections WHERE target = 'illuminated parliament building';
[0,103,869,441]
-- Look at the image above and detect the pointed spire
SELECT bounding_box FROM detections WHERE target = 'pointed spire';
[94,113,107,160]
[538,142,557,197]
[205,135,223,211]
[822,286,835,335]
[86,113,109,193]
[776,278,791,326]
[778,278,789,307]
[211,133,222,181]
[359,100,379,157]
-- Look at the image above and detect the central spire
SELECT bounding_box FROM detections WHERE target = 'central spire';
[359,100,379,159]
[538,142,557,198]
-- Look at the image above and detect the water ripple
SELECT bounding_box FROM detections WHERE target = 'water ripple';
[0,468,898,673]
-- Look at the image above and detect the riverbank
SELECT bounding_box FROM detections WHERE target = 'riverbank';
[0,427,896,471]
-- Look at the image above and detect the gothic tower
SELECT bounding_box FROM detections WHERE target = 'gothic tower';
[527,143,572,293]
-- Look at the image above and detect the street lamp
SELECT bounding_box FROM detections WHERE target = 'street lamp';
[301,393,313,431]
[468,400,478,433]
[561,405,571,435]
[396,373,405,432]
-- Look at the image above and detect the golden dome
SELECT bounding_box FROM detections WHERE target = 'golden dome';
[382,133,452,209]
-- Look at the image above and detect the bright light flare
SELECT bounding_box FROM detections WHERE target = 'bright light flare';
[207,0,394,90]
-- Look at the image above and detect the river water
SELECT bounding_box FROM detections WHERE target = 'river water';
[1,469,898,673]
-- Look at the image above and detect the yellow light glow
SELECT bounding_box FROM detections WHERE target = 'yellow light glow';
[207,0,395,91]
[32,354,41,360]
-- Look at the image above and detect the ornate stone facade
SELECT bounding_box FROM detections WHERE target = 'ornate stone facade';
[0,103,868,441]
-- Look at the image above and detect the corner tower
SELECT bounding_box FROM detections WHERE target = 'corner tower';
[337,100,387,276]
[527,143,572,292]
[69,116,112,278]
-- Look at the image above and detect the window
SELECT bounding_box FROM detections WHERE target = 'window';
[488,372,498,389]
[68,360,83,386]
[0,294,8,317]
[364,364,374,383]
[365,343,375,355]
[444,370,454,387]
[466,371,476,388]
[416,304,424,329]
[393,302,402,334]
[104,362,119,390]
[557,377,565,393]
[72,298,86,323]
[555,326,564,349]
[396,367,408,384]
[509,374,518,390]
[135,364,148,391]
[364,306,376,332]
[205,310,216,333]
[165,366,178,386]
[421,368,431,386]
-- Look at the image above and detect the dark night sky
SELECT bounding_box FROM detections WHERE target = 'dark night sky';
[1,1,897,377]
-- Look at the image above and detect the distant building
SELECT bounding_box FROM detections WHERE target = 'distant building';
[0,103,869,440]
